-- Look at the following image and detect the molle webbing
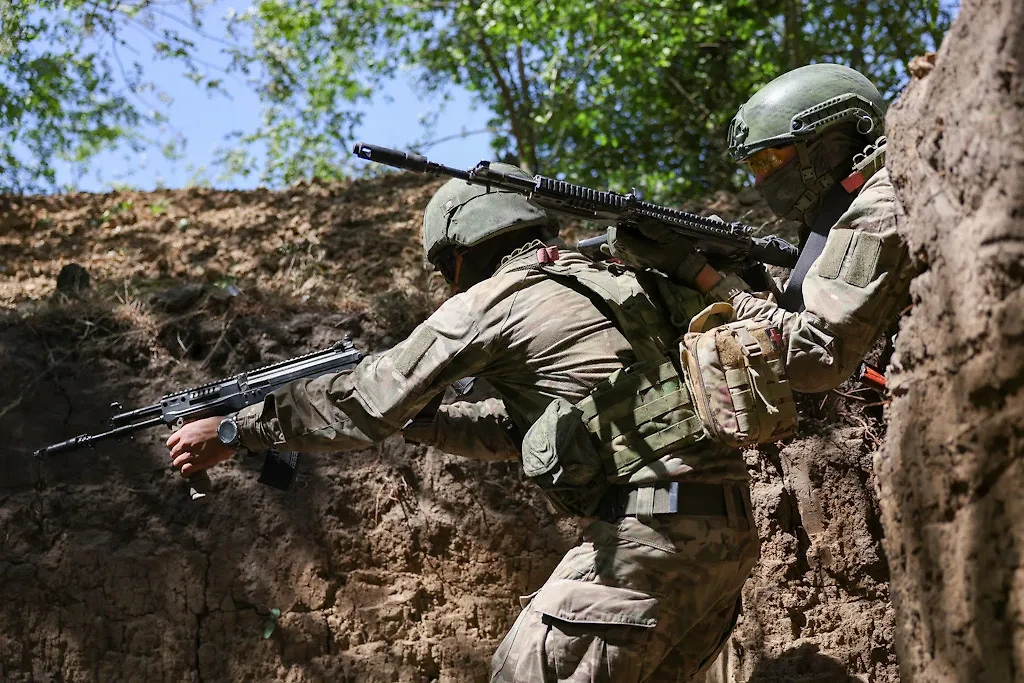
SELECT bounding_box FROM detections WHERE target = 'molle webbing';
[576,360,705,476]
[681,310,799,448]
[535,259,708,477]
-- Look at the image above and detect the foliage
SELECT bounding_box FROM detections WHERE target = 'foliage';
[226,0,953,198]
[1,0,953,197]
[0,0,220,193]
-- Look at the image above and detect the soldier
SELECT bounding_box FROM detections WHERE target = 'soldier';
[166,164,759,682]
[611,63,914,393]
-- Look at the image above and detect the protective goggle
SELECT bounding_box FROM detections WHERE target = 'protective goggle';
[745,145,798,183]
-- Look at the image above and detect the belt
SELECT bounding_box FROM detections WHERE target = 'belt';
[598,481,750,528]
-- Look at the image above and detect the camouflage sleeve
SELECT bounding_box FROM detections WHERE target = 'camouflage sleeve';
[730,172,912,394]
[234,291,501,452]
[403,398,520,462]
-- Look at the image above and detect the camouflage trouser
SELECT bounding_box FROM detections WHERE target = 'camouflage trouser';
[490,492,760,682]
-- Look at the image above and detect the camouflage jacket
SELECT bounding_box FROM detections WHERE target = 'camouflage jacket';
[235,248,747,483]
[406,395,520,462]
[731,168,913,393]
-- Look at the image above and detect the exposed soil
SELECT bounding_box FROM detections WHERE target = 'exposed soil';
[881,0,1024,680]
[2,172,893,681]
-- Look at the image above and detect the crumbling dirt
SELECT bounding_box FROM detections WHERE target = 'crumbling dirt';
[2,173,892,681]
[880,0,1024,680]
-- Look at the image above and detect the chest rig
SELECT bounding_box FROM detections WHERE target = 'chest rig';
[515,250,712,520]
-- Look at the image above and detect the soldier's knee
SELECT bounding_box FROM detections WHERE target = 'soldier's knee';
[491,580,658,683]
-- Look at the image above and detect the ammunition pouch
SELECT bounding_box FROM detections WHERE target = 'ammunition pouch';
[680,303,798,449]
[521,397,609,517]
[576,359,706,479]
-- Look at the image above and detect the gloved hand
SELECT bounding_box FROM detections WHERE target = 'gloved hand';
[607,220,710,286]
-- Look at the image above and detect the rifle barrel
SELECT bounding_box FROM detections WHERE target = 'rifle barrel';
[34,416,165,457]
[353,141,800,270]
[352,143,471,181]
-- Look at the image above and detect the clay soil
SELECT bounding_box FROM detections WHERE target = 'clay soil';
[880,0,1024,680]
[1,175,895,681]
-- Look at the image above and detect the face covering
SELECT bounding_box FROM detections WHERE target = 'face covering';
[756,156,818,224]
[759,127,868,226]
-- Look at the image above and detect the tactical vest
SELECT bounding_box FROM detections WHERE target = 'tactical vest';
[544,257,710,470]
[517,249,796,517]
[513,253,706,516]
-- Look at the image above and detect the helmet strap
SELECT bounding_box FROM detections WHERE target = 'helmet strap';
[783,141,838,224]
[449,251,465,295]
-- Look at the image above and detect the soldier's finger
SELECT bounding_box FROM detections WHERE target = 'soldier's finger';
[172,450,195,469]
[166,430,181,448]
[168,440,191,461]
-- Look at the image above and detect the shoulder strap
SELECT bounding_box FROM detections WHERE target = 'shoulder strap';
[538,262,670,367]
[777,183,857,312]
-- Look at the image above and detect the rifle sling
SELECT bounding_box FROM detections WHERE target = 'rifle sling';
[777,183,857,312]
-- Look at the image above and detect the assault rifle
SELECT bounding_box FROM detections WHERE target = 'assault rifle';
[34,337,365,500]
[352,142,799,271]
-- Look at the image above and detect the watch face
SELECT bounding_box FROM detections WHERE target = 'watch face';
[218,418,239,446]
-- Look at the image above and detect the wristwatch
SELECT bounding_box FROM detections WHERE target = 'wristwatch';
[217,415,243,448]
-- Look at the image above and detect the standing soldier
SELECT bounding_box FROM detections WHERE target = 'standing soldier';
[166,164,760,681]
[612,63,914,393]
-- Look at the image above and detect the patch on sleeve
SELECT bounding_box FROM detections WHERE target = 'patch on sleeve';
[817,229,854,280]
[843,233,883,288]
[392,327,438,378]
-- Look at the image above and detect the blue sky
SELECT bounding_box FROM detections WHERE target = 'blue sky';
[55,0,960,192]
[59,0,495,192]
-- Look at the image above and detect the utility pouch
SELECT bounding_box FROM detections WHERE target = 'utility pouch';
[520,397,610,517]
[680,303,798,449]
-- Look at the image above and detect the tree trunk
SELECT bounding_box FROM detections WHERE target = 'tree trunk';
[879,0,1024,680]
[784,0,803,70]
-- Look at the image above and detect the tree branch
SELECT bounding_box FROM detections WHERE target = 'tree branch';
[475,34,528,169]
[515,43,538,170]
[664,72,713,123]
[417,126,502,150]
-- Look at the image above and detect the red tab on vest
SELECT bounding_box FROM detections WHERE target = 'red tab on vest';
[841,171,865,193]
[536,246,560,264]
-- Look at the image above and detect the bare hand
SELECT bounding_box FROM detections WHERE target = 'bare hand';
[166,416,235,478]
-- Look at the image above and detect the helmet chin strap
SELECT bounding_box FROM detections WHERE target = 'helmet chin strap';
[449,251,465,295]
[782,140,837,225]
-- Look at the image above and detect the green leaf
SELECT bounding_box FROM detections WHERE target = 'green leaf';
[262,607,281,639]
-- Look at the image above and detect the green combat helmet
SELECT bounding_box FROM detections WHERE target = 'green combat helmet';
[726,63,887,224]
[423,162,551,288]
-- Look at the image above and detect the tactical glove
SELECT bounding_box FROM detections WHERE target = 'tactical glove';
[606,220,707,281]
[607,218,752,299]
[606,222,696,274]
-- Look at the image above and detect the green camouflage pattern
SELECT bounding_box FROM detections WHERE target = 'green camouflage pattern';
[236,248,750,484]
[234,242,760,681]
[421,163,549,264]
[402,397,521,462]
[730,168,912,393]
[726,63,887,161]
[491,498,759,682]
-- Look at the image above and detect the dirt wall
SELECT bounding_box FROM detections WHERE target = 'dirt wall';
[880,0,1024,680]
[2,177,894,680]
